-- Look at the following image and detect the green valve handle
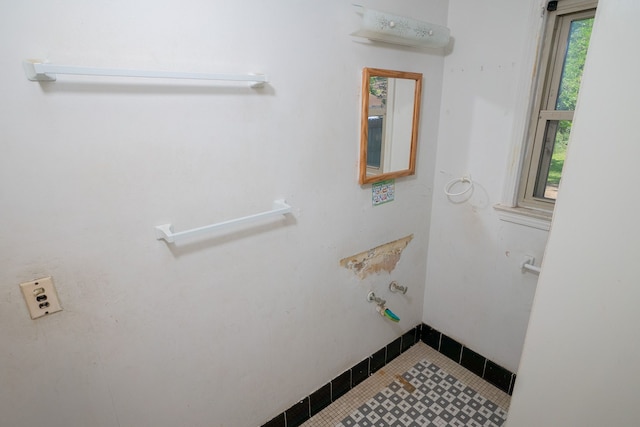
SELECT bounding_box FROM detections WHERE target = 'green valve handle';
[384,308,400,322]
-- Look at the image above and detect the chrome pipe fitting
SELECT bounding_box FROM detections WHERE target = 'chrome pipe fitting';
[389,281,408,294]
[366,291,386,306]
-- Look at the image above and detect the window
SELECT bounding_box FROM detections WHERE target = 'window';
[518,0,597,212]
[367,115,384,171]
[367,76,387,176]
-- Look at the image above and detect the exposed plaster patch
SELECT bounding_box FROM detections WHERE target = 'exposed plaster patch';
[340,235,413,279]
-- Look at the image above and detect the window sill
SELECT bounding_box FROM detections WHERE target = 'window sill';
[493,204,552,231]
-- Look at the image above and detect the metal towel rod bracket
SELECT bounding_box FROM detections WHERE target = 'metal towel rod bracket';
[521,255,542,274]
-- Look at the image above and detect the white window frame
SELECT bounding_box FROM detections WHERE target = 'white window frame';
[496,0,597,229]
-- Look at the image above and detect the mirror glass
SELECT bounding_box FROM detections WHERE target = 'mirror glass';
[359,68,422,184]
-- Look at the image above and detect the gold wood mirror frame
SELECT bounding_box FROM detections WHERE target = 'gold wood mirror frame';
[359,68,423,184]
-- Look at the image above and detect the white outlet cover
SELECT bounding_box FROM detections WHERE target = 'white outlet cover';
[19,276,63,319]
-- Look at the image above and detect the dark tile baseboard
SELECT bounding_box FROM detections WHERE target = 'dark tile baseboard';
[260,326,420,427]
[420,323,517,395]
[260,323,516,427]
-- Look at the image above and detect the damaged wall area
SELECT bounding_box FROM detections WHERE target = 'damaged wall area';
[340,235,413,279]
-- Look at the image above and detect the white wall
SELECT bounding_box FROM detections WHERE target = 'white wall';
[0,1,447,426]
[424,0,548,372]
[506,0,640,424]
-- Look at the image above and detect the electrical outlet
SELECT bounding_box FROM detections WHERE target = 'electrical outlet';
[19,276,63,319]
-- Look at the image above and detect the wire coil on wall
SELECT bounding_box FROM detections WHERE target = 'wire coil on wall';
[444,175,474,197]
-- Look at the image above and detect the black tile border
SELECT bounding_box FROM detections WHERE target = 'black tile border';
[460,346,486,378]
[484,360,513,394]
[260,323,517,426]
[421,324,441,349]
[351,358,370,388]
[439,334,463,363]
[386,337,402,363]
[331,370,351,402]
[309,383,331,417]
[262,412,285,427]
[370,347,386,374]
[284,397,309,427]
[401,327,418,353]
[419,323,517,395]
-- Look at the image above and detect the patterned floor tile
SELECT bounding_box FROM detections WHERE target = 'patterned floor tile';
[301,343,510,427]
[335,358,507,426]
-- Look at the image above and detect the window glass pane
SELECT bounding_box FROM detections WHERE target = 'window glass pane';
[534,120,572,200]
[367,76,387,171]
[369,76,388,106]
[367,116,384,169]
[555,17,594,111]
[520,4,597,210]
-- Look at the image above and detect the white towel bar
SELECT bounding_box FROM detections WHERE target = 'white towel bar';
[23,60,267,87]
[155,200,292,243]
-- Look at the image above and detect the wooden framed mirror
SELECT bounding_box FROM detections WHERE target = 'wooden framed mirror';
[359,68,422,184]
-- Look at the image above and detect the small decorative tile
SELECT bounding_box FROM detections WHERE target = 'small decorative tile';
[439,334,462,363]
[285,397,310,427]
[372,179,395,205]
[420,324,441,350]
[461,346,486,378]
[401,327,417,353]
[309,383,332,417]
[484,360,513,394]
[261,412,285,427]
[331,370,352,401]
[351,358,370,387]
[386,337,402,363]
[370,347,386,374]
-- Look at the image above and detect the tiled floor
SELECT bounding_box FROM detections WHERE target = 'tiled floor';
[301,342,510,426]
